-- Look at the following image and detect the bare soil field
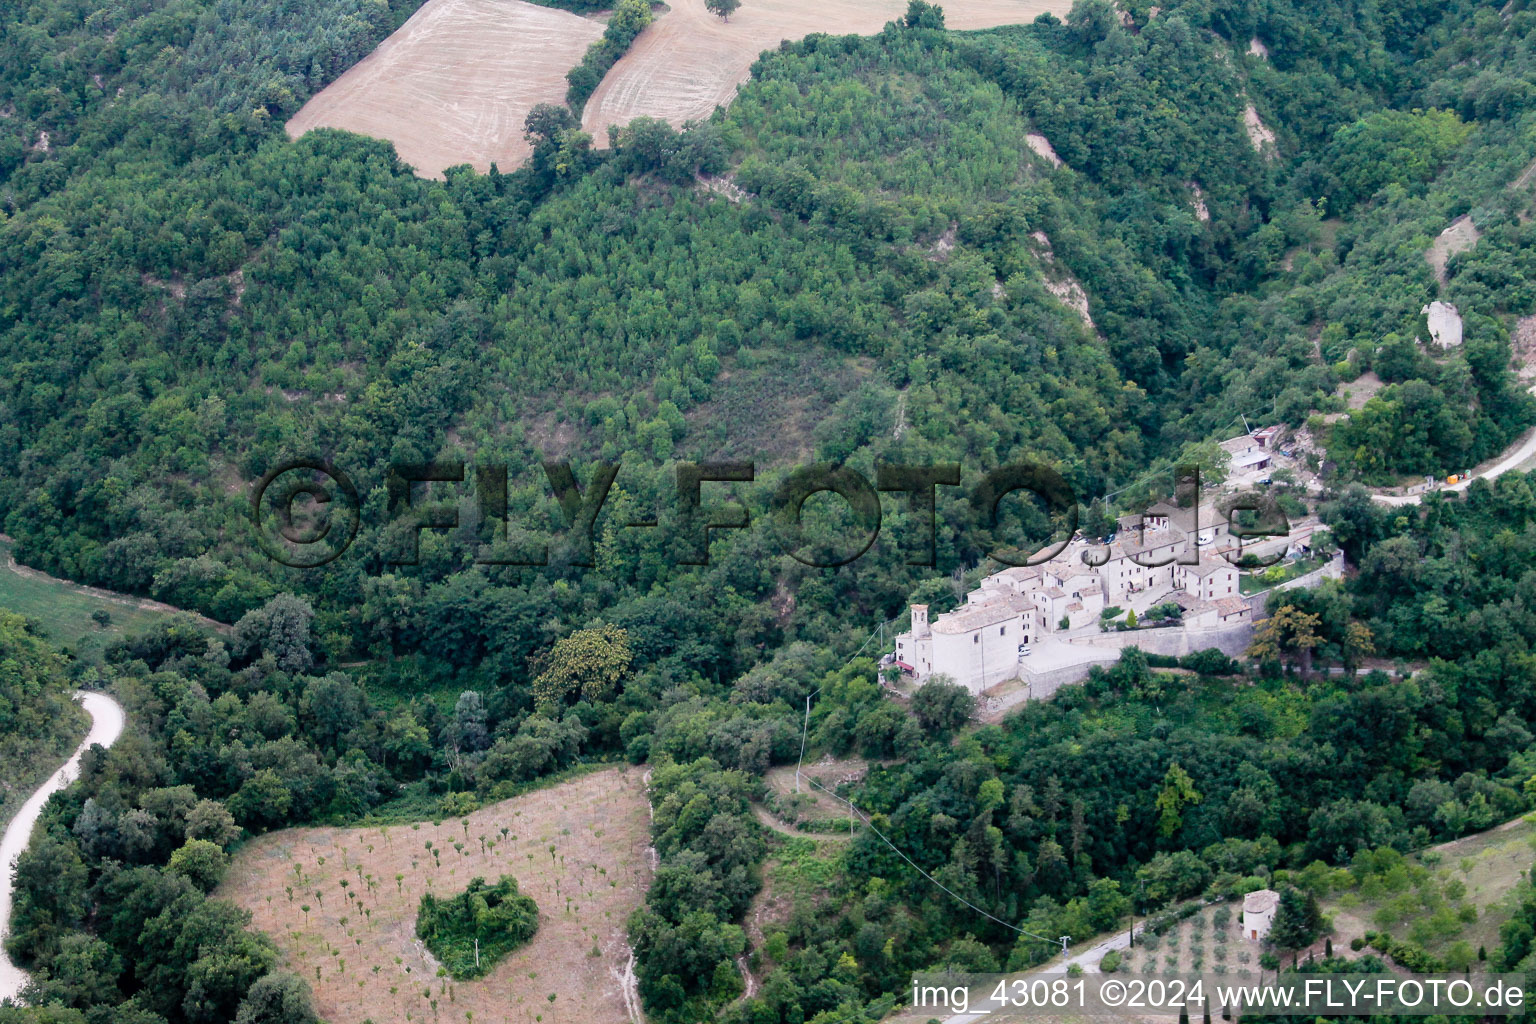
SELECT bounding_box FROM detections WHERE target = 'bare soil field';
[286,0,606,177]
[763,756,874,825]
[1426,214,1481,283]
[220,767,653,1024]
[1335,369,1385,410]
[580,0,1074,143]
[1031,231,1096,333]
[1026,132,1063,168]
[1514,314,1536,385]
[1120,902,1262,979]
[1242,103,1277,157]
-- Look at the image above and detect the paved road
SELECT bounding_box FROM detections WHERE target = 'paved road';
[1044,926,1141,975]
[935,926,1142,1024]
[1373,425,1536,506]
[0,691,125,1004]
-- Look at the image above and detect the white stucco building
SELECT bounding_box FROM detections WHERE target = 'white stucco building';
[1243,889,1280,941]
[1174,560,1241,602]
[889,501,1255,694]
[932,597,1032,694]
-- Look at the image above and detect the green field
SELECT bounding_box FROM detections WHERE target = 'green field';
[0,537,188,660]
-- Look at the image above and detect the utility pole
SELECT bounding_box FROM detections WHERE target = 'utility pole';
[795,693,811,793]
[1130,878,1144,948]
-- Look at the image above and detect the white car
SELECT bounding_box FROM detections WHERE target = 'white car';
[1018,644,1032,657]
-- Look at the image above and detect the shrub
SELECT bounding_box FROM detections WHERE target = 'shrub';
[1444,940,1474,970]
[1181,649,1240,675]
[1386,940,1442,972]
[438,792,479,817]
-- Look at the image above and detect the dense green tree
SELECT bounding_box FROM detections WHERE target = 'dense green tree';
[232,973,320,1024]
[909,678,974,735]
[1266,886,1325,953]
[23,934,123,1009]
[167,839,231,893]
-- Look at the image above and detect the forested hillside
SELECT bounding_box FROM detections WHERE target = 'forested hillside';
[2,0,1534,643]
[5,0,1536,1022]
[0,611,85,822]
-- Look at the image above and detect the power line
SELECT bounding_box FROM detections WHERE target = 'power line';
[796,616,898,791]
[1100,414,1265,507]
[786,614,1062,951]
[797,773,1064,950]
[1099,458,1187,504]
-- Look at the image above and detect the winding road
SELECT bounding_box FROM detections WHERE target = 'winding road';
[751,804,852,842]
[0,690,125,1004]
[1371,425,1536,506]
[932,926,1143,1024]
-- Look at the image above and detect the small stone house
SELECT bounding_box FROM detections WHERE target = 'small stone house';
[1242,889,1280,941]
